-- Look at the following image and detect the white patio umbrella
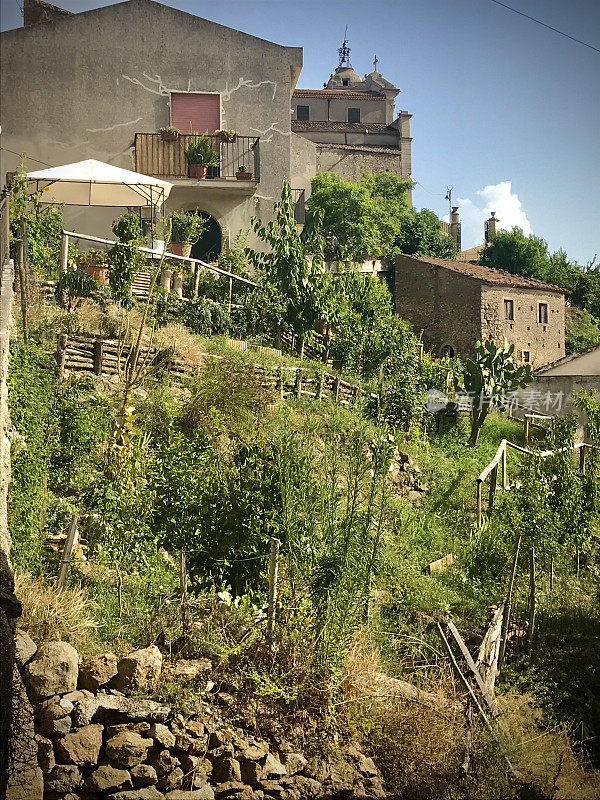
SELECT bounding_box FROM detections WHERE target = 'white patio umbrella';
[26,159,172,207]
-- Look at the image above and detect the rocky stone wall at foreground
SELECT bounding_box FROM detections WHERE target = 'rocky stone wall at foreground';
[12,632,387,800]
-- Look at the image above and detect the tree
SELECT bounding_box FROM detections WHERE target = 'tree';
[460,339,532,446]
[480,227,549,279]
[250,181,327,352]
[565,307,600,355]
[305,171,455,262]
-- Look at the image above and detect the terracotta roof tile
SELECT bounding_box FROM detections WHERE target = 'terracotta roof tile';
[398,254,566,293]
[293,88,385,100]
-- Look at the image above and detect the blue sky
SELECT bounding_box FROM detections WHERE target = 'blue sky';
[1,0,599,262]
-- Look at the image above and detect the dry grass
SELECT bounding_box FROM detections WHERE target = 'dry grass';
[15,572,96,644]
[153,323,212,368]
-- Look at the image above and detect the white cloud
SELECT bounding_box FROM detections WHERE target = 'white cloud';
[444,181,532,251]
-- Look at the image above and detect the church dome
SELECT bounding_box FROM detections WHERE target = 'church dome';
[326,65,363,88]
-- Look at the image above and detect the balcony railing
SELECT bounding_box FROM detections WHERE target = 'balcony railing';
[135,133,260,182]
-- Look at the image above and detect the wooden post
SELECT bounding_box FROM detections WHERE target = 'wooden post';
[57,232,69,308]
[296,368,303,399]
[323,324,331,364]
[267,537,281,643]
[579,446,586,474]
[476,480,483,527]
[488,465,498,514]
[93,338,104,376]
[17,218,28,341]
[524,415,530,445]
[499,532,522,665]
[446,619,498,716]
[501,444,508,489]
[299,335,305,360]
[179,549,190,634]
[526,547,536,654]
[274,319,281,351]
[56,514,78,590]
[227,276,233,313]
[334,376,341,403]
[56,333,68,381]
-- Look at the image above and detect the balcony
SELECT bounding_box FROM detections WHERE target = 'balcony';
[135,133,260,188]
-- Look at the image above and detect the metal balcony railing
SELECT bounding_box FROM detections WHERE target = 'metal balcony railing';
[135,133,260,182]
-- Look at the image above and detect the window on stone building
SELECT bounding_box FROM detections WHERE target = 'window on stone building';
[296,105,310,121]
[538,303,549,324]
[347,107,361,123]
[504,299,514,320]
[342,79,349,86]
[522,350,530,363]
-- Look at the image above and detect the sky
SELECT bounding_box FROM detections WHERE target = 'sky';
[1,0,599,262]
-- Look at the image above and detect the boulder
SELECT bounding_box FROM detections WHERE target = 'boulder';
[157,767,185,792]
[357,755,379,778]
[110,789,163,800]
[261,752,287,778]
[35,733,55,773]
[108,721,152,737]
[291,775,322,797]
[112,645,162,692]
[165,790,215,800]
[43,764,82,793]
[37,714,72,736]
[14,629,37,667]
[149,721,176,748]
[79,651,118,690]
[24,641,79,699]
[240,759,262,785]
[148,747,181,775]
[171,658,212,680]
[213,782,248,799]
[283,753,307,775]
[106,731,153,767]
[130,763,159,787]
[37,694,74,720]
[54,723,103,765]
[72,691,169,726]
[211,756,241,783]
[85,765,133,792]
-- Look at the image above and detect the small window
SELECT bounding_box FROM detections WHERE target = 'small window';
[342,78,349,86]
[296,105,310,121]
[538,303,548,324]
[504,299,514,320]
[347,107,361,123]
[522,350,530,363]
[441,344,455,358]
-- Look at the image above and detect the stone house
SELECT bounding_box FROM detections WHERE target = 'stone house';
[290,39,412,201]
[0,0,306,259]
[395,253,566,369]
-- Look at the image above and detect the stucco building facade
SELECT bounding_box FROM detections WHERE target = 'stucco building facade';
[0,0,304,258]
[395,254,566,369]
[290,40,412,202]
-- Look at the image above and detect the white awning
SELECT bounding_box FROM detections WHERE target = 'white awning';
[26,159,172,207]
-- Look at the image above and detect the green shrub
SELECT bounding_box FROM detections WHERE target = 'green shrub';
[169,211,207,244]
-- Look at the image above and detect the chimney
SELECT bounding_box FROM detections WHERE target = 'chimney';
[484,211,498,242]
[24,0,72,27]
[449,206,461,251]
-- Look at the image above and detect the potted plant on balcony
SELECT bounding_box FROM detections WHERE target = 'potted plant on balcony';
[160,125,181,142]
[169,210,207,258]
[215,129,238,144]
[77,248,110,284]
[236,164,253,181]
[185,133,220,179]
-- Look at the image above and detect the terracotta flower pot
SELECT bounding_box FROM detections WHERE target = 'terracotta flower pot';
[235,171,253,181]
[170,242,192,258]
[83,264,109,285]
[188,163,208,179]
[160,268,173,293]
[172,270,184,299]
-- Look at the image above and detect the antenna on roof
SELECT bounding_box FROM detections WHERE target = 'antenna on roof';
[338,27,351,68]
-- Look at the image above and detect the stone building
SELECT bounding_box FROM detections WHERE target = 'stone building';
[395,253,566,368]
[0,0,305,259]
[290,38,412,201]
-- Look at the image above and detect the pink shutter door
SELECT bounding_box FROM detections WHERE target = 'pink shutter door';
[170,93,220,134]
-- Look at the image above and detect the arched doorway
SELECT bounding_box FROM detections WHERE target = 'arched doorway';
[189,211,222,263]
[441,344,455,358]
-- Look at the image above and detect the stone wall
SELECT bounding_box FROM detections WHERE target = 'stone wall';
[14,634,387,800]
[316,146,404,183]
[394,254,483,356]
[481,285,565,369]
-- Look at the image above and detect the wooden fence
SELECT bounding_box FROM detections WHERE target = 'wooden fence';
[55,333,373,407]
[476,438,593,526]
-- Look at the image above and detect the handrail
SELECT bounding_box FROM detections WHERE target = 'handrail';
[476,437,594,526]
[62,230,260,288]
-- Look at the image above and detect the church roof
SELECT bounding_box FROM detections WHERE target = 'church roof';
[364,70,398,92]
[293,88,385,100]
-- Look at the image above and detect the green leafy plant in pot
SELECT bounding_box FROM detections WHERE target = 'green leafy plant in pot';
[169,211,207,258]
[77,248,110,284]
[185,133,220,180]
